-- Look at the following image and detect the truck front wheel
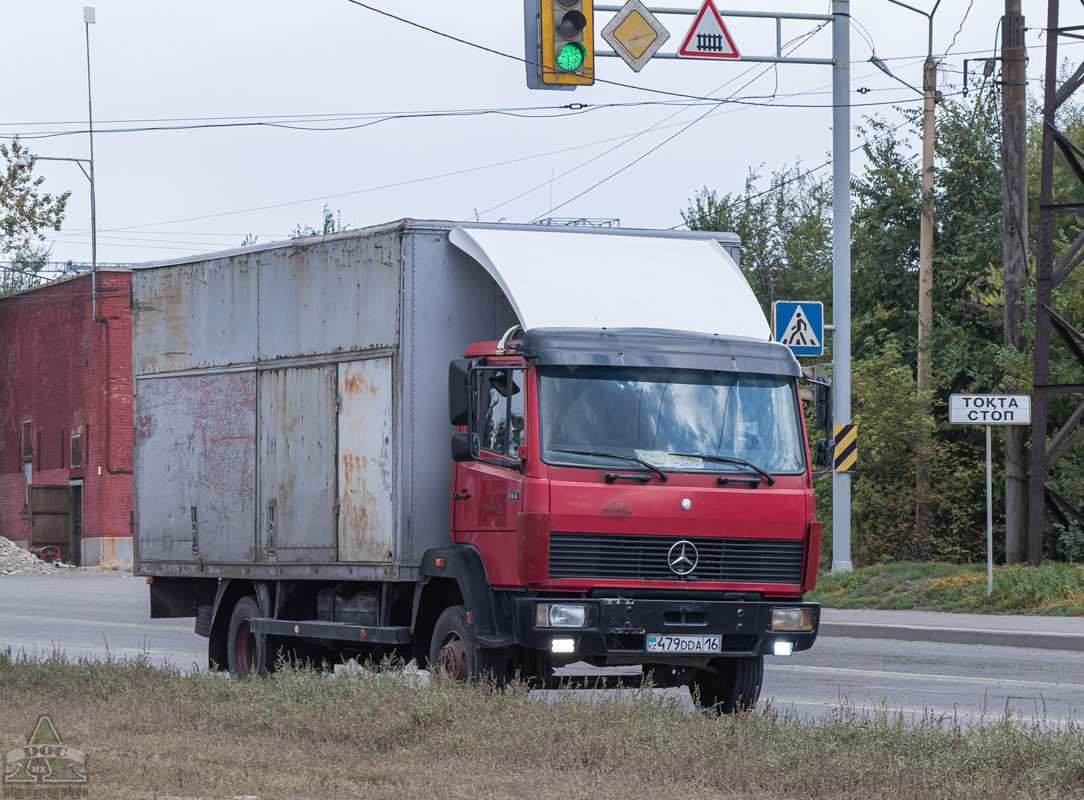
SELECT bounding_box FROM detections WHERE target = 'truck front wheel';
[429,605,505,685]
[227,596,267,678]
[690,655,763,714]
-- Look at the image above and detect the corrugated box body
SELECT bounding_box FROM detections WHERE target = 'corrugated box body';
[132,221,517,581]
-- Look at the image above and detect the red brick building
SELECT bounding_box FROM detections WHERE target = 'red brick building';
[1,269,133,565]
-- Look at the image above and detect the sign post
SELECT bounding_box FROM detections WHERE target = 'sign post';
[949,394,1032,595]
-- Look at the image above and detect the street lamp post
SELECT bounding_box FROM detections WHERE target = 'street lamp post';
[13,9,99,313]
[84,6,96,272]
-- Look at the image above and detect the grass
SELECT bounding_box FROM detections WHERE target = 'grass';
[809,562,1084,615]
[2,650,1084,799]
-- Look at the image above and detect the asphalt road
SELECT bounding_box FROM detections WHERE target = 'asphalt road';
[2,574,1082,726]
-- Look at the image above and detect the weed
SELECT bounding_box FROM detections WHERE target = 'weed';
[1,651,1083,799]
[810,562,1084,615]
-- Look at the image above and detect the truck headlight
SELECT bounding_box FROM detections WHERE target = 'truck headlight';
[551,638,576,654]
[771,607,813,631]
[535,604,587,628]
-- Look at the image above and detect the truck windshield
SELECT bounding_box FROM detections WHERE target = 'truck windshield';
[537,365,805,475]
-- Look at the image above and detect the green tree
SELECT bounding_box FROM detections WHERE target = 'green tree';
[292,204,349,239]
[682,164,832,317]
[1,139,70,293]
[682,87,1011,566]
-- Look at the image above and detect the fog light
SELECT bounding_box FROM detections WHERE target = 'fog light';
[771,607,813,631]
[773,640,794,657]
[551,637,576,654]
[535,603,586,628]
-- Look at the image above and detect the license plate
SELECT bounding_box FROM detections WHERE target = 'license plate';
[645,634,721,653]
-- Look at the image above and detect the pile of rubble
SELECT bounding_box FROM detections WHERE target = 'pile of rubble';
[0,536,64,576]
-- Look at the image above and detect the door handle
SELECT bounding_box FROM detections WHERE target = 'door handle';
[454,492,471,500]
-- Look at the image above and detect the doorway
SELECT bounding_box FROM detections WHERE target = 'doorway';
[69,481,84,566]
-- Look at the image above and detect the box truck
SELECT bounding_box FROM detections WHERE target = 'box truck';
[134,219,827,712]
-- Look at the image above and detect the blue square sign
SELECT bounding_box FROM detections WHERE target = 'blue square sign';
[772,301,824,357]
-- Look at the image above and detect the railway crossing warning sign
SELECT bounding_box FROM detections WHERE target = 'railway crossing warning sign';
[677,0,741,59]
[772,301,823,357]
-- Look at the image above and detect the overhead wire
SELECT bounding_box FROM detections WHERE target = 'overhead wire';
[40,76,937,251]
[672,116,915,231]
[44,80,924,251]
[47,19,841,241]
[490,21,833,221]
[342,0,842,105]
[943,0,976,59]
[28,3,975,252]
[526,18,914,221]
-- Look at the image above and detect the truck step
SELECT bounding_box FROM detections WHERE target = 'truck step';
[249,618,411,645]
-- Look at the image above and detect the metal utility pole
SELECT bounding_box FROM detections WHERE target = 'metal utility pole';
[1001,2,1028,564]
[1029,0,1084,565]
[915,49,937,545]
[882,1,939,547]
[831,0,852,573]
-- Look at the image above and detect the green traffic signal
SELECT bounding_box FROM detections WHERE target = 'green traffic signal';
[556,42,585,71]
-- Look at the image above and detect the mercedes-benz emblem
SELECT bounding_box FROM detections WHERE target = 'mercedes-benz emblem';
[667,540,698,576]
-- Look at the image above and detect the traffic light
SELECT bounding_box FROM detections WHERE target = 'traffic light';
[525,0,594,90]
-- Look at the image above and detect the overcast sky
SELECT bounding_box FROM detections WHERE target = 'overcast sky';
[4,1,1080,267]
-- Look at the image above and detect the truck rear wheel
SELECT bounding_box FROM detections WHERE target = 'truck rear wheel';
[227,596,267,678]
[429,605,505,685]
[690,655,763,714]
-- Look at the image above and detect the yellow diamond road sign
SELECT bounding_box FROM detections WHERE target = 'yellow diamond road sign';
[602,0,670,73]
[615,11,656,59]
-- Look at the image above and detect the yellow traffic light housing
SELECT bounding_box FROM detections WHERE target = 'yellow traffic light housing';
[526,0,594,89]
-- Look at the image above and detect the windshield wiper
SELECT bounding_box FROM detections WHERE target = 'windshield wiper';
[665,453,776,486]
[551,448,669,483]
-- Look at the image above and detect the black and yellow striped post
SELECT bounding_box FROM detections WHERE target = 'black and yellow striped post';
[834,424,857,473]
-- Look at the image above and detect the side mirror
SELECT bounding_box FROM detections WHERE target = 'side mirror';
[451,432,479,463]
[813,438,831,468]
[449,359,471,426]
[814,381,832,432]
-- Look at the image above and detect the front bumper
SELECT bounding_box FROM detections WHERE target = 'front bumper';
[514,597,819,658]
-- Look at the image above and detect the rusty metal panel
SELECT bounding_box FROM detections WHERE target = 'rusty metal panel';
[258,366,338,562]
[337,357,395,563]
[135,373,257,562]
[29,486,70,560]
[257,235,401,361]
[132,256,258,376]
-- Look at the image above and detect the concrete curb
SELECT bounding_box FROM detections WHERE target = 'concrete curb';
[820,622,1084,652]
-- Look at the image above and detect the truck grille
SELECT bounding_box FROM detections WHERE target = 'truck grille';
[548,532,805,584]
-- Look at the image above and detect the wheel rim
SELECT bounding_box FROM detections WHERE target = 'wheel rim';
[236,619,257,678]
[437,633,469,680]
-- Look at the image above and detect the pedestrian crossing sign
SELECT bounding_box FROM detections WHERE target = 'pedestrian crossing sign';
[772,301,823,357]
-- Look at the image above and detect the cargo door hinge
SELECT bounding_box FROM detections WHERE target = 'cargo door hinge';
[268,504,277,556]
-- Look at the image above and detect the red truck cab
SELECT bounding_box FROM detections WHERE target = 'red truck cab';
[437,326,822,711]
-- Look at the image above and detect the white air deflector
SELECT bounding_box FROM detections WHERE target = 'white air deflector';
[449,226,769,341]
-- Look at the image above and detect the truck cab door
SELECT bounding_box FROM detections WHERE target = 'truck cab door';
[453,367,525,583]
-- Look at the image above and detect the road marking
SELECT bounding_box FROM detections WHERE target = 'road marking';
[768,663,1084,692]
